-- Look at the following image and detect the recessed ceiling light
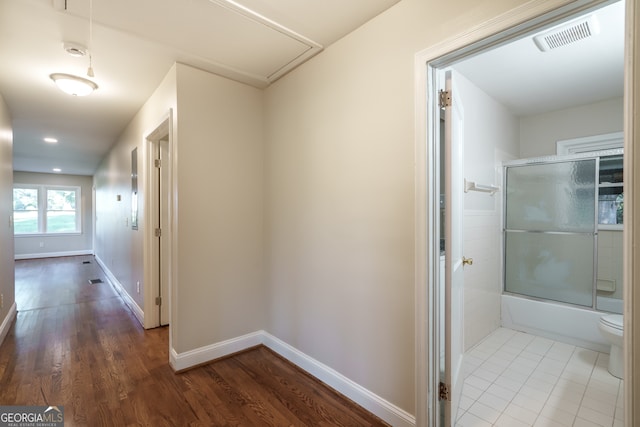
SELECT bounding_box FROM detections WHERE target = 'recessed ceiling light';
[52,168,62,173]
[44,137,58,143]
[49,73,98,96]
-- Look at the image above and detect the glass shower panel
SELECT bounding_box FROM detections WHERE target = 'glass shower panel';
[506,160,597,232]
[505,232,595,306]
[504,158,597,307]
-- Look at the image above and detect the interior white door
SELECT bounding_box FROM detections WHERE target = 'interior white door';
[443,69,465,426]
[158,136,170,326]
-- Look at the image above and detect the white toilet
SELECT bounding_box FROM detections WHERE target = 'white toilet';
[599,314,623,379]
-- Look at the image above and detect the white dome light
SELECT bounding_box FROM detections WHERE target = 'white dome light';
[49,73,98,96]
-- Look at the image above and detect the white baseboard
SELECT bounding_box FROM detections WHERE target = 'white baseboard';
[94,255,145,328]
[15,250,93,260]
[170,330,416,427]
[0,302,17,346]
[262,332,415,427]
[170,331,263,371]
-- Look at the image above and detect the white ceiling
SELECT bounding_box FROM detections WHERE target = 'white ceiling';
[453,1,624,117]
[0,1,625,176]
[0,0,400,175]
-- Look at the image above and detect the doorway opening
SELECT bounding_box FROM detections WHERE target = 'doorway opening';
[414,0,633,425]
[144,113,173,329]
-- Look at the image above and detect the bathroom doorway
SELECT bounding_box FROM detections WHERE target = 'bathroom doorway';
[414,0,634,425]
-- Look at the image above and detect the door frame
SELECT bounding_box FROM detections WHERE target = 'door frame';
[413,0,637,425]
[143,110,175,330]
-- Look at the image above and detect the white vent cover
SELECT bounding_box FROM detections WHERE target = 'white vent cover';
[533,15,600,52]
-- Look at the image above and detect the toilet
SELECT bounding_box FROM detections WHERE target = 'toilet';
[599,314,623,379]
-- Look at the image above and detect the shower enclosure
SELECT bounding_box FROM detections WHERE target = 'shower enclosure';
[503,149,623,313]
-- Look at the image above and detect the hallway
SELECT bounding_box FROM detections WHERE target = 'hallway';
[0,256,388,426]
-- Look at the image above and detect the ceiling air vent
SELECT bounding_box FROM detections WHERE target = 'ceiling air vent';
[533,15,600,52]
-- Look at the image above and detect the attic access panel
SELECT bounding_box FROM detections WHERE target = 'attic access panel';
[59,0,322,82]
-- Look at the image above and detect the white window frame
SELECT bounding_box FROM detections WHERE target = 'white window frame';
[556,131,624,155]
[13,184,82,236]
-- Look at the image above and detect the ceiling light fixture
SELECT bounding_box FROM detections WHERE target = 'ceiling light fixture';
[44,137,58,143]
[50,73,98,96]
[53,168,62,173]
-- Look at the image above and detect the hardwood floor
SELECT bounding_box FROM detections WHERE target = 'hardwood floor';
[1,256,390,426]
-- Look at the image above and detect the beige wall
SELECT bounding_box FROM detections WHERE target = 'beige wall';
[13,172,93,258]
[94,65,178,311]
[520,97,624,158]
[263,0,532,414]
[0,93,14,331]
[172,63,266,352]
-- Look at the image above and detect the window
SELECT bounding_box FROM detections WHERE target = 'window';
[13,185,81,235]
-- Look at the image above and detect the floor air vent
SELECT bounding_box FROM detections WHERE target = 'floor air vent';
[533,15,599,52]
[82,261,91,264]
[88,279,103,284]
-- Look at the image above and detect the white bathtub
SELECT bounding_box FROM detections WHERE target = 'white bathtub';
[501,294,618,353]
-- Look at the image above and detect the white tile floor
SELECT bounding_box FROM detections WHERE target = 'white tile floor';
[455,328,624,427]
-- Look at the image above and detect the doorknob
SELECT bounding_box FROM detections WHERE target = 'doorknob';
[462,256,473,266]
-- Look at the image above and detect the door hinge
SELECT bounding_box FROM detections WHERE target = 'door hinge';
[439,382,450,401]
[154,159,161,168]
[155,228,162,237]
[439,90,452,108]
[155,296,162,306]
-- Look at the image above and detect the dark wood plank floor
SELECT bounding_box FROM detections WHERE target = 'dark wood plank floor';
[1,256,390,427]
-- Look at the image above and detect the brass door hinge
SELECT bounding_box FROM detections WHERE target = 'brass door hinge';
[439,382,450,401]
[439,90,452,108]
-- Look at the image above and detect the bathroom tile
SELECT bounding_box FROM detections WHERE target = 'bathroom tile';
[553,378,587,396]
[559,370,591,386]
[519,351,544,364]
[495,375,525,392]
[525,377,556,394]
[580,395,616,417]
[485,383,517,401]
[467,401,501,424]
[529,369,560,386]
[455,328,623,427]
[570,348,599,366]
[459,395,475,412]
[576,406,615,427]
[512,391,546,413]
[545,393,581,415]
[584,383,619,404]
[507,363,536,378]
[473,368,499,383]
[535,359,566,376]
[462,383,484,400]
[504,402,538,425]
[525,337,554,355]
[480,359,507,375]
[477,391,509,413]
[572,418,603,427]
[455,411,492,427]
[533,416,569,427]
[502,368,531,384]
[465,375,492,392]
[538,404,576,426]
[494,413,531,427]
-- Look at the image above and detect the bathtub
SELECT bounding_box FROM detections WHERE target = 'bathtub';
[501,294,620,353]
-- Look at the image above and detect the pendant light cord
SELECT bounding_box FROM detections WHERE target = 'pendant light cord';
[87,0,95,77]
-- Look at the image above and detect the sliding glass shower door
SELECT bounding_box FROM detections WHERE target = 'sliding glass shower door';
[504,158,597,307]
